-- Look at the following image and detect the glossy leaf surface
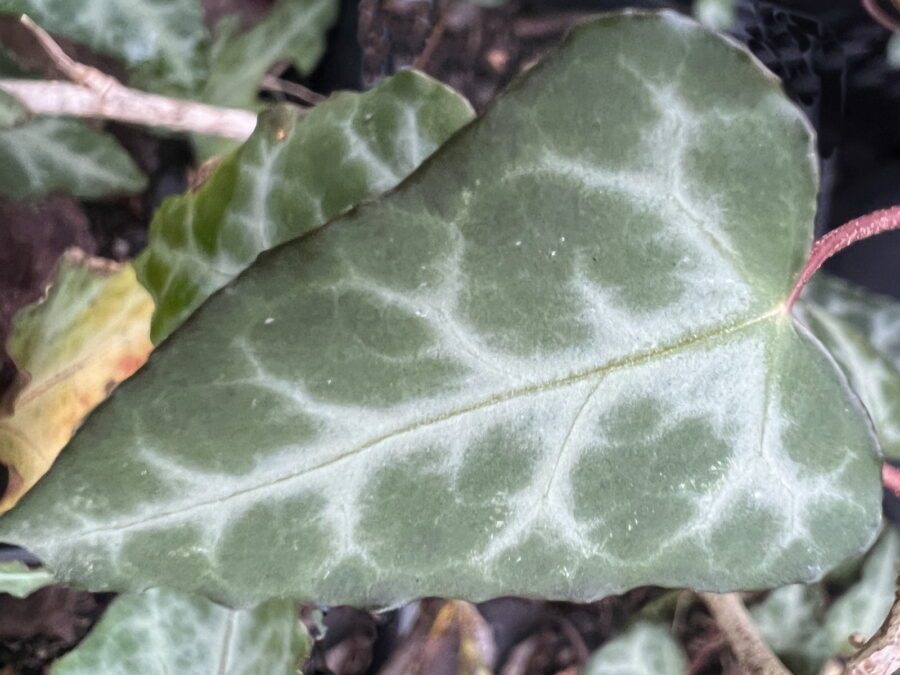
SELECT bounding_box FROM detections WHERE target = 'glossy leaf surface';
[0,118,146,200]
[582,623,687,675]
[50,589,309,675]
[138,70,474,342]
[0,13,882,607]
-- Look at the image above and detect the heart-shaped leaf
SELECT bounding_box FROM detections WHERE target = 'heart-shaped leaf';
[49,589,309,675]
[138,70,475,342]
[0,12,882,607]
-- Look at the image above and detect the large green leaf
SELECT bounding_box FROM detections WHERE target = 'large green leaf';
[138,70,475,342]
[0,561,54,597]
[0,12,882,606]
[798,275,900,458]
[202,0,338,111]
[50,589,309,675]
[0,118,147,200]
[581,623,687,675]
[0,0,209,93]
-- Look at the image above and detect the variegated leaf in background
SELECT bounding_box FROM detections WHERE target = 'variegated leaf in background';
[0,0,209,94]
[0,118,147,200]
[0,13,883,606]
[581,623,687,675]
[0,251,153,512]
[138,70,474,342]
[50,589,309,675]
[0,560,54,597]
[0,88,26,128]
[752,529,900,674]
[798,274,900,458]
[202,0,338,111]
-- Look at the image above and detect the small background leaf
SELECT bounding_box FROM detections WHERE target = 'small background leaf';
[0,0,210,94]
[581,622,687,675]
[138,69,474,342]
[753,529,900,674]
[800,274,900,458]
[49,589,309,675]
[0,118,147,201]
[202,0,338,111]
[0,561,54,598]
[0,89,26,128]
[0,250,153,512]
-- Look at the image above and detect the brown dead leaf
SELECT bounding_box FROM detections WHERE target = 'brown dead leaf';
[379,599,495,675]
[0,249,152,512]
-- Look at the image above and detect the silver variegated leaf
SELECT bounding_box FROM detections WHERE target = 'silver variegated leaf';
[0,12,882,607]
[138,70,474,342]
[0,118,147,200]
[50,589,309,675]
[753,529,900,674]
[581,623,687,675]
[798,275,900,458]
[0,0,209,93]
[202,0,338,111]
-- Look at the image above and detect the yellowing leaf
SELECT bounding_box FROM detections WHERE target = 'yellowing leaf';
[0,251,153,513]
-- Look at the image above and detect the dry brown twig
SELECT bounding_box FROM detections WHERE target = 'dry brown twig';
[0,15,257,139]
[700,592,791,675]
[844,583,900,675]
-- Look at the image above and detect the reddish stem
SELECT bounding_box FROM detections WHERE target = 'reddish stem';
[786,206,900,309]
[884,464,900,498]
[861,0,900,31]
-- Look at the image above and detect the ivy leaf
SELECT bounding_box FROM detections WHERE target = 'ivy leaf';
[0,12,882,606]
[49,589,310,675]
[0,118,147,200]
[752,529,900,674]
[0,90,27,129]
[201,0,338,111]
[582,623,687,675]
[751,584,831,673]
[138,70,475,342]
[0,561,54,598]
[802,273,900,359]
[0,251,153,513]
[823,528,899,656]
[0,0,209,93]
[797,275,900,458]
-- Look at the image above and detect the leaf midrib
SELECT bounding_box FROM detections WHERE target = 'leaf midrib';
[50,306,784,544]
